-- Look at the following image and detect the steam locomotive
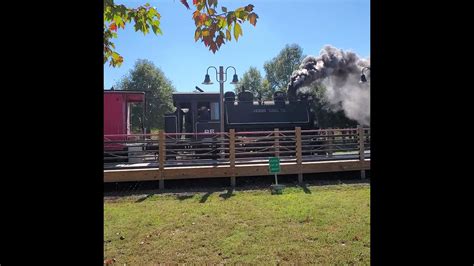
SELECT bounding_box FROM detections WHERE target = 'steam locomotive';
[104,88,322,164]
[164,89,318,135]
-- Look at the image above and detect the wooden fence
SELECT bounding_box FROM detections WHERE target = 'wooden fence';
[104,126,370,187]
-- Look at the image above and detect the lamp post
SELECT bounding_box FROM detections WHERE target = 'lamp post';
[360,67,370,83]
[202,66,238,159]
[202,66,239,135]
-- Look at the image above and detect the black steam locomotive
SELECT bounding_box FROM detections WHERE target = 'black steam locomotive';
[164,89,318,135]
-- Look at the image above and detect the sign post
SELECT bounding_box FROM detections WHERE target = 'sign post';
[269,157,284,194]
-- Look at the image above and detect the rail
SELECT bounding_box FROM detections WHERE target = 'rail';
[104,126,370,186]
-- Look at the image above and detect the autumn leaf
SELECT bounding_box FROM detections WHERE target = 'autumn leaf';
[209,41,218,53]
[193,10,200,19]
[248,13,258,26]
[226,12,234,26]
[200,14,208,24]
[109,23,118,31]
[216,35,225,47]
[104,0,259,65]
[180,0,190,9]
[203,36,212,46]
[208,0,216,7]
[194,28,201,41]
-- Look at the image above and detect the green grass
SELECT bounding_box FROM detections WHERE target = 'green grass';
[104,183,370,264]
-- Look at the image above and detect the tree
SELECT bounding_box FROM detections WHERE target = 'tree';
[235,67,272,101]
[263,44,304,93]
[307,84,358,128]
[115,59,176,130]
[104,0,259,67]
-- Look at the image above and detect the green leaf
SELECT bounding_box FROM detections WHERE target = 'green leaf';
[151,25,162,35]
[233,22,242,41]
[221,6,227,13]
[225,29,231,41]
[235,10,248,20]
[217,17,226,28]
[197,1,205,11]
[113,14,123,27]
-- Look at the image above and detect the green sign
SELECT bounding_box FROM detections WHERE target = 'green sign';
[268,157,281,173]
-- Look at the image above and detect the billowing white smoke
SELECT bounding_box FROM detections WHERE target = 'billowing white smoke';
[288,45,370,126]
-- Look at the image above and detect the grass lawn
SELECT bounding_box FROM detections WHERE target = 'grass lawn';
[104,183,370,264]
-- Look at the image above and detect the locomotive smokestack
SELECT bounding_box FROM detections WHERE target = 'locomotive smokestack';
[287,45,370,125]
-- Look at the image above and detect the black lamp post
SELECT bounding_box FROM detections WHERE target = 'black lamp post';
[202,66,239,135]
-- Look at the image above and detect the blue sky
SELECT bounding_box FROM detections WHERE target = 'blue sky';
[104,0,370,93]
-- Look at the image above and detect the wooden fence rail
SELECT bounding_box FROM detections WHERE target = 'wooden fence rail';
[104,127,370,187]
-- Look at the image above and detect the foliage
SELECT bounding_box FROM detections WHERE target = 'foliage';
[104,0,259,67]
[263,44,304,93]
[234,67,272,101]
[306,84,358,128]
[115,59,175,130]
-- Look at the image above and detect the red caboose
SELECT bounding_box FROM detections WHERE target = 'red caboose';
[104,90,145,152]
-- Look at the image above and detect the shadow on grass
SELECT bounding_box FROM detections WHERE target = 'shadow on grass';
[135,194,154,203]
[176,194,194,201]
[104,173,370,199]
[300,184,312,194]
[219,188,234,200]
[199,192,213,203]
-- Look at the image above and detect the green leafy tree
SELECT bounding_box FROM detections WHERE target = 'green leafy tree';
[115,59,176,130]
[263,44,304,93]
[104,0,259,67]
[262,79,272,99]
[235,67,272,101]
[307,84,358,128]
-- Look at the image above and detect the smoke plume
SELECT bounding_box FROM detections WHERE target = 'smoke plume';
[288,45,370,126]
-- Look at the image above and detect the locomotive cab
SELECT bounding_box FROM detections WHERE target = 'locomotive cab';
[164,92,221,136]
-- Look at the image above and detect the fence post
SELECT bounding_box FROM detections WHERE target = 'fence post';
[328,128,333,158]
[229,129,236,187]
[159,130,166,189]
[295,127,303,184]
[358,125,366,179]
[274,128,280,157]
